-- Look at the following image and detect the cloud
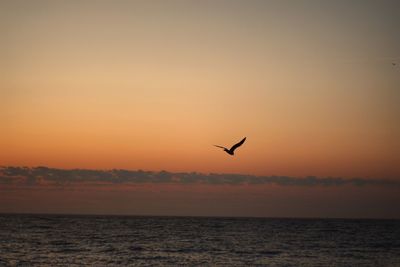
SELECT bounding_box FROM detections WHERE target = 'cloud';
[0,166,399,187]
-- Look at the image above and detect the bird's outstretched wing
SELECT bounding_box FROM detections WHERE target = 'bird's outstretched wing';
[229,137,246,152]
[214,145,227,149]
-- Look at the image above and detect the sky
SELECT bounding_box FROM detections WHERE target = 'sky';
[1,0,400,218]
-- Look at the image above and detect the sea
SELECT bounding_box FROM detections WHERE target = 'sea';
[0,214,399,266]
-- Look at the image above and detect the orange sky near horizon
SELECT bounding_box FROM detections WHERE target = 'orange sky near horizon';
[0,182,398,218]
[1,0,400,179]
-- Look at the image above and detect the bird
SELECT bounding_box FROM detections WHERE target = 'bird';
[214,137,246,156]
[392,62,397,66]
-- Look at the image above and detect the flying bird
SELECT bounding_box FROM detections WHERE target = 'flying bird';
[392,62,397,66]
[214,137,246,156]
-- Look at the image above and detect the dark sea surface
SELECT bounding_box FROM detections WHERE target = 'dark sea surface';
[0,214,399,266]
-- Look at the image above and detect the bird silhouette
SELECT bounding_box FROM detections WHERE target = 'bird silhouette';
[214,137,246,156]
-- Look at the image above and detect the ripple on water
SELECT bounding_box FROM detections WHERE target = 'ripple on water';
[0,215,400,266]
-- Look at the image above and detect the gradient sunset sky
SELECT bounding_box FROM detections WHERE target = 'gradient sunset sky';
[1,0,399,218]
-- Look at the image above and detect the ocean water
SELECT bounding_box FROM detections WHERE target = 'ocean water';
[0,214,399,266]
